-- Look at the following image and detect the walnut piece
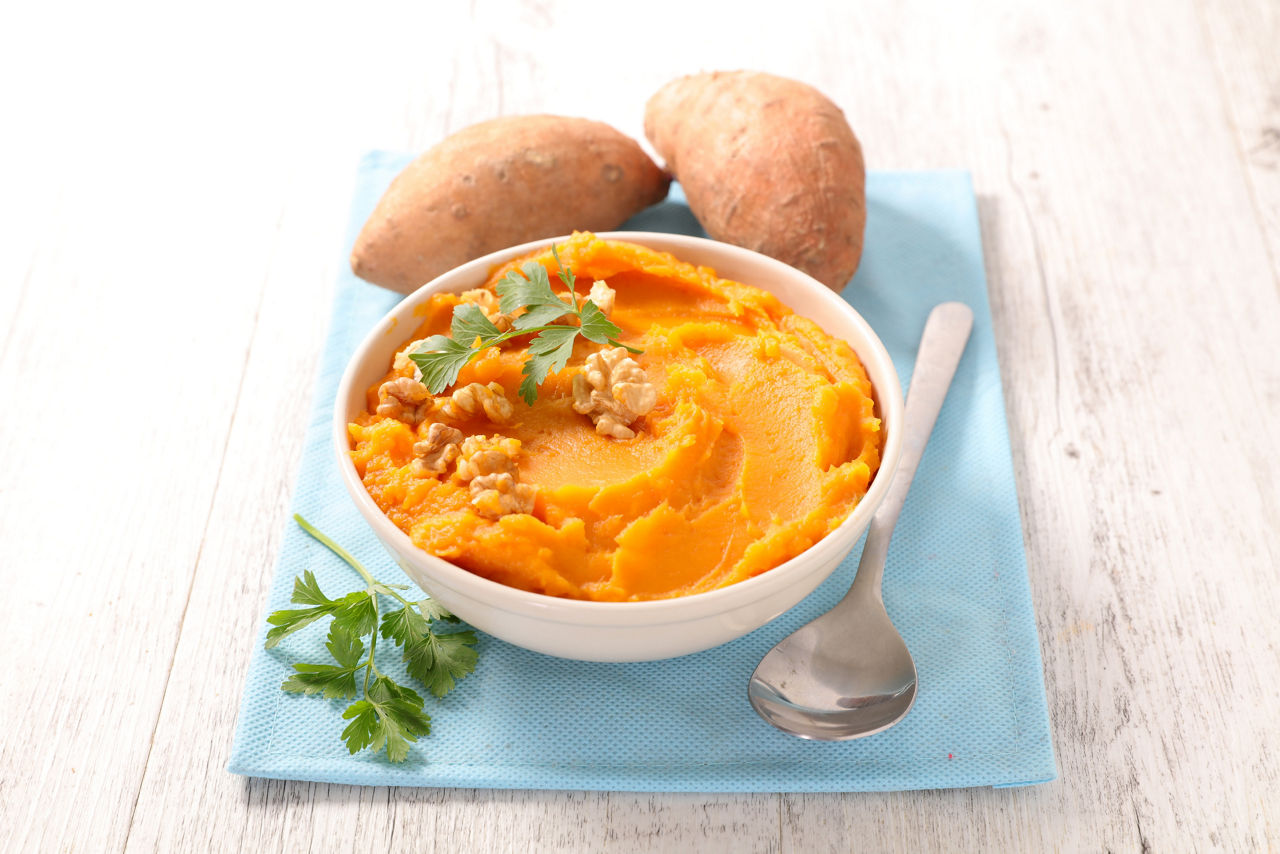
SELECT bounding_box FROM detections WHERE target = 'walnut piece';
[469,472,536,519]
[410,422,463,476]
[459,288,513,332]
[440,381,513,424]
[454,434,535,518]
[572,347,657,440]
[392,339,423,374]
[455,434,522,482]
[586,279,615,316]
[377,377,432,425]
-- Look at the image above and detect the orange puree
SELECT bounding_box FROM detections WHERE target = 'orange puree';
[349,233,882,601]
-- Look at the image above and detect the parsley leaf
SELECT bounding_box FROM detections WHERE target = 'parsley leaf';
[408,246,643,404]
[264,607,331,648]
[519,325,579,405]
[265,577,379,648]
[405,629,479,698]
[515,300,575,331]
[418,598,460,623]
[577,299,622,345]
[330,591,377,638]
[409,335,475,394]
[326,624,367,668]
[360,677,433,763]
[264,571,341,648]
[379,602,431,647]
[281,625,364,699]
[265,515,480,763]
[552,244,577,295]
[339,700,380,754]
[498,261,575,331]
[291,570,336,607]
[381,602,479,698]
[496,261,560,317]
[450,303,501,345]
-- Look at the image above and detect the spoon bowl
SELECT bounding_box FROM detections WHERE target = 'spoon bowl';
[748,598,917,739]
[748,302,973,740]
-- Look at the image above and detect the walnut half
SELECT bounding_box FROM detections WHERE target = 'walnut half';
[469,472,536,519]
[410,422,463,476]
[571,347,657,440]
[454,434,536,518]
[455,434,521,481]
[377,377,432,425]
[440,382,513,424]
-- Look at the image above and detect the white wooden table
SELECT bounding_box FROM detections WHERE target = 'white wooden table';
[3,0,1278,850]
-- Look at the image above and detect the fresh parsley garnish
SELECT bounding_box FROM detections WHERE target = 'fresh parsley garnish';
[265,514,478,763]
[409,245,641,405]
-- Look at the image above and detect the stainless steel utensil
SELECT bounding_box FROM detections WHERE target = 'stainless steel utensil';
[748,301,974,740]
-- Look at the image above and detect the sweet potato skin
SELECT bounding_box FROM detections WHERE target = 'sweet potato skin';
[644,71,866,291]
[351,115,670,293]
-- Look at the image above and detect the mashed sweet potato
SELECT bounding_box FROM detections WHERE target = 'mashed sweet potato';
[349,233,881,601]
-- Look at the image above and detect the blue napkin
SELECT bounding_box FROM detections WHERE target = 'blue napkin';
[228,152,1056,791]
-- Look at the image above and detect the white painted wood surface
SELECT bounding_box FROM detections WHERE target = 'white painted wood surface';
[2,0,1277,850]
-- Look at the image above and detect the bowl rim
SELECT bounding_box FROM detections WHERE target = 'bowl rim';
[333,231,904,623]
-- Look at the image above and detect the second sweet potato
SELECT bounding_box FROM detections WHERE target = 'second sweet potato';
[645,71,866,291]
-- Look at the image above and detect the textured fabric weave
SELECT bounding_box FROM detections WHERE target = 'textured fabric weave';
[227,152,1056,791]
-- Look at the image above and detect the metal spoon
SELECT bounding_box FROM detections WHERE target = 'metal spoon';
[748,301,974,740]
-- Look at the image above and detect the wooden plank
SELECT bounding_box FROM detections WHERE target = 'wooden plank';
[118,170,338,854]
[1197,0,1280,284]
[784,0,1280,849]
[0,8,371,850]
[0,152,285,851]
[226,788,779,854]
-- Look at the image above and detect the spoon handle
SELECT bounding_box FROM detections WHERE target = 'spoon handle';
[851,301,974,599]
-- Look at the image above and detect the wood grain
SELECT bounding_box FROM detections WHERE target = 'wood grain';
[0,83,290,851]
[1198,0,1280,288]
[1,0,1277,851]
[781,0,1280,850]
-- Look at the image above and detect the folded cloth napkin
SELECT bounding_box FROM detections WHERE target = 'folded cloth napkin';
[228,152,1056,791]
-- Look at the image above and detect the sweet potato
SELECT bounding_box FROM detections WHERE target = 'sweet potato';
[352,115,670,293]
[644,71,866,291]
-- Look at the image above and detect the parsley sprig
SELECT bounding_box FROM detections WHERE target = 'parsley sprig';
[265,514,478,763]
[409,247,640,405]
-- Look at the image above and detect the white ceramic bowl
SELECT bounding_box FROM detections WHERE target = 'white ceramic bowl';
[334,232,903,662]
